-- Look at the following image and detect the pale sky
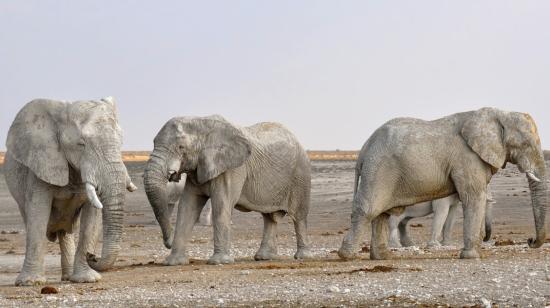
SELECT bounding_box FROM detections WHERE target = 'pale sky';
[1,1,549,150]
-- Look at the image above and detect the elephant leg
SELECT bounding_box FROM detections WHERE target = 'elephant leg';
[71,202,102,283]
[164,189,208,266]
[442,202,460,246]
[15,180,53,286]
[293,216,313,259]
[58,230,75,281]
[483,201,493,242]
[370,213,391,260]
[428,200,451,247]
[388,215,403,248]
[398,217,415,247]
[459,194,486,259]
[207,196,235,265]
[338,206,370,260]
[255,212,282,261]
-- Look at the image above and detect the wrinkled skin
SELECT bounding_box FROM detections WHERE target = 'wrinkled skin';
[3,98,136,286]
[144,116,312,265]
[339,108,547,260]
[388,191,494,248]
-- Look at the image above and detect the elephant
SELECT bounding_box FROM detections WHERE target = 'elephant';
[144,115,312,265]
[3,97,136,286]
[388,191,494,248]
[338,107,547,260]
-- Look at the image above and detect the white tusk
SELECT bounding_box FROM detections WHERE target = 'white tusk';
[526,172,541,182]
[127,182,138,192]
[86,183,104,209]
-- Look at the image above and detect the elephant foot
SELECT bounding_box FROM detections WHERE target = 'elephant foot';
[459,248,480,259]
[254,248,278,261]
[207,253,234,265]
[163,253,189,266]
[441,239,453,246]
[388,239,402,248]
[294,248,313,260]
[15,272,47,286]
[370,248,391,260]
[337,246,358,260]
[400,237,415,247]
[70,268,102,283]
[426,240,441,248]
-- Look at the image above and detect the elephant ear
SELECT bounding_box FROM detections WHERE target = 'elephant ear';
[196,117,252,184]
[6,100,69,186]
[461,107,507,169]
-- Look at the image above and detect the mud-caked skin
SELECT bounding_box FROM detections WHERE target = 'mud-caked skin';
[144,116,312,266]
[388,191,494,248]
[339,108,547,260]
[3,98,136,286]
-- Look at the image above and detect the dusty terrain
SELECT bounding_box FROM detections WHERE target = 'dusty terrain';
[0,159,549,307]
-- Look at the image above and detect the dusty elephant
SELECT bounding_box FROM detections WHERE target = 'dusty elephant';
[339,107,547,260]
[144,115,312,265]
[3,97,136,285]
[388,191,494,248]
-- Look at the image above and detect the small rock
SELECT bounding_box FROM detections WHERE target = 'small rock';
[342,288,350,294]
[41,286,59,294]
[240,270,250,275]
[216,298,224,304]
[327,285,340,293]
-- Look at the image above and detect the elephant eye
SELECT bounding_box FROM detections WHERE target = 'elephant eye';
[77,141,85,147]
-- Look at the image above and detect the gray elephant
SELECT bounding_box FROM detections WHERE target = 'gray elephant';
[339,107,547,260]
[144,115,312,265]
[3,97,136,285]
[388,191,494,248]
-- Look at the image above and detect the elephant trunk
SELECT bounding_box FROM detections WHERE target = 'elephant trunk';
[144,153,173,249]
[82,148,127,271]
[526,161,547,248]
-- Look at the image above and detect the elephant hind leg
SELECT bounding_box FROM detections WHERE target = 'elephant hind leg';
[58,230,75,281]
[370,213,391,260]
[398,217,415,247]
[255,212,283,261]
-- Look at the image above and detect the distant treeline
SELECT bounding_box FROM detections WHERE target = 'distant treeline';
[2,150,549,164]
[0,150,360,164]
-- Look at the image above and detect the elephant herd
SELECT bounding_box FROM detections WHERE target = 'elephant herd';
[3,97,547,286]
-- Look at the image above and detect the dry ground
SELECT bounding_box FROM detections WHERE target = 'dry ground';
[0,160,549,307]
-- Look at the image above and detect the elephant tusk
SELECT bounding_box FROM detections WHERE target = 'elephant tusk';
[127,182,138,192]
[86,183,104,209]
[526,171,541,182]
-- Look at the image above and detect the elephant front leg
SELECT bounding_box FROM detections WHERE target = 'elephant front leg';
[255,213,280,261]
[164,191,207,266]
[460,194,486,259]
[398,217,415,247]
[16,186,53,286]
[58,231,75,281]
[338,206,369,260]
[71,203,102,283]
[370,213,391,260]
[207,195,234,265]
[442,203,459,246]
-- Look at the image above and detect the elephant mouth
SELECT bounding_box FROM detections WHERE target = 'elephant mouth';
[168,170,182,182]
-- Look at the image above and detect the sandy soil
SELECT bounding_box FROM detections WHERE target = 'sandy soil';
[0,160,549,307]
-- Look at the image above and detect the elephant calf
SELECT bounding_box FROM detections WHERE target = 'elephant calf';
[4,98,136,285]
[144,115,312,265]
[389,191,494,248]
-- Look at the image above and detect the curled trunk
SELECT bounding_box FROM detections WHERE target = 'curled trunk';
[144,153,173,248]
[527,161,547,248]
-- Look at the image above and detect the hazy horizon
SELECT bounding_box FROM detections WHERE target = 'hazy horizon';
[1,1,550,151]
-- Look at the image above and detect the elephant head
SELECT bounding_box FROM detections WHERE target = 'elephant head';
[144,115,251,248]
[6,97,130,270]
[461,107,547,248]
